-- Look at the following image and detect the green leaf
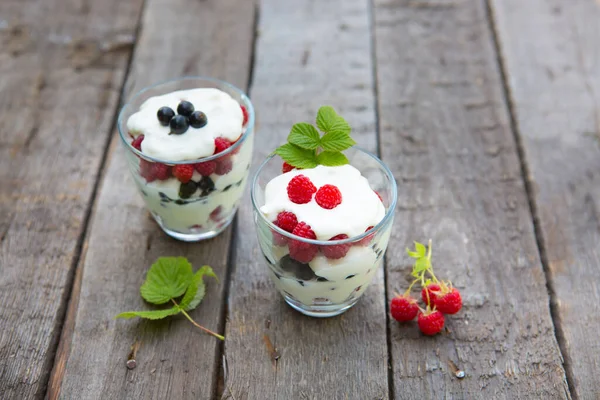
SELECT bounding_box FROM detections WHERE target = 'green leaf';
[316,151,349,166]
[316,106,339,133]
[288,123,321,150]
[413,257,430,274]
[414,242,427,257]
[274,143,318,169]
[320,129,355,152]
[115,307,181,320]
[140,257,194,305]
[180,266,217,311]
[406,249,420,258]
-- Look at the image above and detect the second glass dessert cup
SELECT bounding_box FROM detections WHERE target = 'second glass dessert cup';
[118,77,255,242]
[251,147,397,317]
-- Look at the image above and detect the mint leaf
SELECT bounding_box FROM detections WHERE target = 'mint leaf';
[180,266,217,311]
[316,106,339,133]
[320,130,355,152]
[415,242,427,257]
[316,151,349,166]
[275,143,318,169]
[116,307,180,320]
[288,123,321,150]
[140,257,193,305]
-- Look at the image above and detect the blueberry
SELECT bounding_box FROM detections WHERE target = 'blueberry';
[157,107,175,126]
[279,255,317,280]
[345,274,356,280]
[189,111,207,128]
[198,176,215,192]
[170,115,189,135]
[179,181,197,199]
[177,101,195,117]
[316,277,329,282]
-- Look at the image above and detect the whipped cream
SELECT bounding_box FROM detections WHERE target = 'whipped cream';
[127,88,243,161]
[260,164,385,240]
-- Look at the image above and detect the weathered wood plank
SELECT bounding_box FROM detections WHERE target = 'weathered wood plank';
[490,0,600,397]
[374,0,570,398]
[0,0,144,397]
[48,0,256,398]
[224,1,389,399]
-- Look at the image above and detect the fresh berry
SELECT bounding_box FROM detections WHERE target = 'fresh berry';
[151,163,171,181]
[417,309,445,336]
[131,134,144,151]
[434,287,463,314]
[215,158,233,175]
[139,159,155,182]
[179,181,197,199]
[315,184,342,209]
[375,191,383,202]
[195,160,217,176]
[421,283,441,306]
[289,222,318,263]
[287,175,317,204]
[390,294,419,322]
[359,226,375,246]
[275,211,298,232]
[189,111,207,128]
[321,234,351,259]
[210,206,222,221]
[282,162,294,173]
[170,115,189,135]
[214,137,232,154]
[177,100,195,117]
[172,164,195,183]
[198,176,215,195]
[241,105,249,126]
[157,106,175,126]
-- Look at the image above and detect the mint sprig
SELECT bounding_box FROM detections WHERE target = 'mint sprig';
[116,257,223,340]
[275,106,356,168]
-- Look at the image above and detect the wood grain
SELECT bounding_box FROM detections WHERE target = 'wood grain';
[490,0,600,398]
[48,0,256,398]
[223,1,390,399]
[373,0,570,398]
[0,0,144,398]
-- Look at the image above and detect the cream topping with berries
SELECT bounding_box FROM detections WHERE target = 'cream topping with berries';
[260,164,385,240]
[127,88,243,161]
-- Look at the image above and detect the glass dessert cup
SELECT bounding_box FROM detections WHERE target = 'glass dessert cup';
[118,77,254,242]
[251,147,397,317]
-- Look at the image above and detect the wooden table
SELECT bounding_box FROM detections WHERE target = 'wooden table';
[1,0,598,398]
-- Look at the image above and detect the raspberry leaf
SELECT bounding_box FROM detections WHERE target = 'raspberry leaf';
[275,143,318,169]
[316,151,349,166]
[140,257,194,305]
[115,307,181,320]
[288,123,321,150]
[415,242,427,257]
[320,130,355,152]
[179,266,217,311]
[316,106,339,133]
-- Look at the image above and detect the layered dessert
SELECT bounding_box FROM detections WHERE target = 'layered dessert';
[124,86,253,237]
[253,106,395,315]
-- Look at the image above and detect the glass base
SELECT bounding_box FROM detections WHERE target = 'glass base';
[283,294,359,318]
[152,212,236,242]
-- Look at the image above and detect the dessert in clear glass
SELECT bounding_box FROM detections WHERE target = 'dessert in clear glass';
[118,77,254,241]
[251,109,396,317]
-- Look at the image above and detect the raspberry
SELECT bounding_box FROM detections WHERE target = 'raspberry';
[390,294,419,322]
[289,222,318,263]
[139,159,155,182]
[321,234,351,259]
[215,158,233,175]
[434,287,462,314]
[195,160,217,176]
[287,175,317,204]
[210,206,222,221]
[152,163,171,180]
[315,184,342,209]
[241,105,249,126]
[131,134,144,151]
[172,164,194,183]
[417,309,445,336]
[359,226,375,246]
[275,211,298,232]
[214,137,232,154]
[282,162,294,173]
[421,283,441,306]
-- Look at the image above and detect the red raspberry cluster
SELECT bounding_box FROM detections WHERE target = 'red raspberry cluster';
[390,241,463,336]
[286,174,343,209]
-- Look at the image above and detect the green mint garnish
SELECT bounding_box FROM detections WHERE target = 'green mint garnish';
[275,106,356,168]
[116,257,223,340]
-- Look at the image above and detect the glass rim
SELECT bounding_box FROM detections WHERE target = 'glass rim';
[251,147,398,246]
[117,76,255,165]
